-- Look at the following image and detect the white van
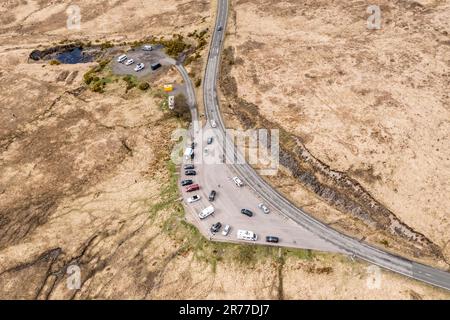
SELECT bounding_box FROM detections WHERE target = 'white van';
[184,147,194,160]
[117,54,127,63]
[237,229,257,241]
[199,205,215,219]
[232,176,243,187]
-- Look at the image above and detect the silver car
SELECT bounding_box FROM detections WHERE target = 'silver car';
[222,224,230,236]
[134,63,145,72]
[258,203,270,214]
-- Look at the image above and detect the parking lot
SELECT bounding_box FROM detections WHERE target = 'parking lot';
[112,44,176,79]
[179,124,344,253]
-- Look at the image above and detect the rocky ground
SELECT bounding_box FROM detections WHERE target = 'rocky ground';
[0,0,449,299]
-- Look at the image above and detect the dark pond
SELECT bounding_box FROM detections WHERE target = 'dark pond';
[56,47,94,64]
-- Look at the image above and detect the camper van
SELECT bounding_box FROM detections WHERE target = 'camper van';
[236,229,257,241]
[117,55,127,63]
[199,205,215,219]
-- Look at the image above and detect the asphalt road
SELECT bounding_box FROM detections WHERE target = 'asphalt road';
[175,62,198,123]
[201,0,450,291]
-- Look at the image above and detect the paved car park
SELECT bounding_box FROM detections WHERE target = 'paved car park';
[180,124,344,253]
[112,44,176,78]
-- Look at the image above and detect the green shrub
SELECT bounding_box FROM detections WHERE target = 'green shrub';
[152,34,190,58]
[98,59,110,69]
[92,81,104,93]
[83,71,95,84]
[100,41,114,50]
[138,82,150,91]
[49,59,61,65]
[195,78,201,87]
[122,75,138,91]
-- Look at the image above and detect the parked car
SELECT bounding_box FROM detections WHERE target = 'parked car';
[207,137,213,145]
[142,45,153,51]
[199,205,214,219]
[185,170,196,176]
[151,62,162,70]
[184,164,195,170]
[125,59,134,66]
[185,184,199,192]
[265,236,279,243]
[184,147,194,160]
[210,222,222,233]
[232,176,243,187]
[222,224,230,236]
[117,54,127,63]
[208,190,216,201]
[181,179,193,186]
[134,63,145,72]
[258,203,270,214]
[241,209,253,217]
[187,195,200,203]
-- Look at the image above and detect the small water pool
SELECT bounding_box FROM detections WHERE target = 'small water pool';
[56,47,93,64]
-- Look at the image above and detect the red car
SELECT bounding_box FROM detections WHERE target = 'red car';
[186,184,200,192]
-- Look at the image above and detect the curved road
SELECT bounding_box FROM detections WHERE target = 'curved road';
[201,0,450,291]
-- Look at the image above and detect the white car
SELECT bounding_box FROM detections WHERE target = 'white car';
[184,147,194,160]
[117,54,127,63]
[125,59,134,66]
[210,119,217,128]
[134,63,145,72]
[143,45,153,51]
[258,203,270,214]
[232,176,243,187]
[187,195,201,203]
[222,225,230,236]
